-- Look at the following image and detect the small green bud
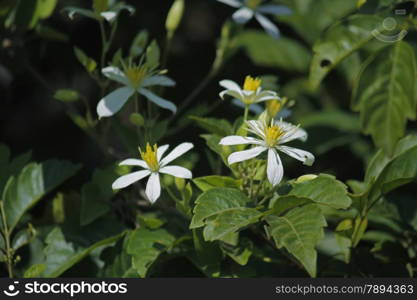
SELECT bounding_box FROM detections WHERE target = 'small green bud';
[54,89,80,102]
[165,0,185,34]
[295,174,318,183]
[130,113,145,127]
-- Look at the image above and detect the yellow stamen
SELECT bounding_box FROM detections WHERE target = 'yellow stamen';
[264,124,284,147]
[125,65,148,88]
[140,143,159,171]
[243,75,262,92]
[266,99,282,119]
[246,0,262,10]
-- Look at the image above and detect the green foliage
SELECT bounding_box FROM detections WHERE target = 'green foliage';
[310,15,383,89]
[1,160,81,231]
[237,31,311,73]
[266,204,327,277]
[2,0,417,280]
[352,41,417,154]
[127,228,175,277]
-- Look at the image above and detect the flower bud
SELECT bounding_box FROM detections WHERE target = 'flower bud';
[165,0,185,34]
[295,174,318,183]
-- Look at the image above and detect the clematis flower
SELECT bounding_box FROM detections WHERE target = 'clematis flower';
[96,62,177,118]
[65,0,135,23]
[112,142,194,203]
[219,119,314,186]
[216,0,292,38]
[219,75,278,107]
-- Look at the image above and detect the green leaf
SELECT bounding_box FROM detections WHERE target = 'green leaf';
[288,174,352,209]
[201,134,230,166]
[302,110,361,133]
[365,135,417,185]
[193,176,240,192]
[371,144,417,198]
[42,218,125,277]
[352,41,417,154]
[37,0,57,19]
[24,264,46,278]
[192,228,222,277]
[81,165,123,226]
[266,204,327,277]
[0,145,32,195]
[100,237,136,278]
[190,116,233,136]
[127,228,175,277]
[203,207,262,242]
[278,0,357,43]
[237,31,311,73]
[309,15,383,89]
[12,224,36,251]
[74,47,97,73]
[53,89,80,102]
[221,238,253,266]
[2,160,81,231]
[190,188,250,229]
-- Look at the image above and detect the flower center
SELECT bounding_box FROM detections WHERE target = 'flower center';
[140,143,159,171]
[243,75,262,92]
[264,125,284,147]
[125,65,148,88]
[245,0,262,10]
[266,99,282,118]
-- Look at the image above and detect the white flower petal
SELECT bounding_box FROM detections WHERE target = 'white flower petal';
[267,149,283,186]
[246,120,266,139]
[279,125,308,143]
[277,145,315,166]
[255,13,280,39]
[142,75,176,87]
[157,144,170,161]
[159,166,192,179]
[217,0,242,8]
[219,135,262,146]
[232,7,254,24]
[112,170,151,189]
[219,80,241,92]
[139,88,177,113]
[101,11,117,22]
[254,90,279,103]
[257,5,292,16]
[119,159,148,169]
[145,173,161,203]
[160,142,194,166]
[227,146,267,165]
[97,87,135,118]
[65,7,97,20]
[102,66,129,85]
[219,89,243,100]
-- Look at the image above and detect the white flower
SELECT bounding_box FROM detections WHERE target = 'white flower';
[97,63,177,118]
[219,119,314,186]
[65,0,135,23]
[219,75,278,106]
[216,0,292,38]
[112,142,194,203]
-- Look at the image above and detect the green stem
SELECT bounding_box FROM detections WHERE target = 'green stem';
[0,202,13,278]
[243,105,249,122]
[98,19,108,69]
